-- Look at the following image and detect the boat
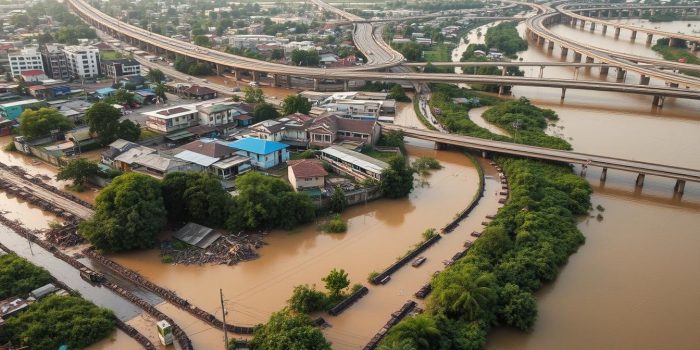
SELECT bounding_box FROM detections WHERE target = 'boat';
[79,267,105,284]
[411,256,427,267]
[471,231,482,237]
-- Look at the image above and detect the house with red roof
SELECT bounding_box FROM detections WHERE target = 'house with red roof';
[19,69,48,83]
[287,158,328,190]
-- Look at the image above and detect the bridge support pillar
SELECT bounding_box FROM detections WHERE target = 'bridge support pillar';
[691,42,698,51]
[585,56,594,63]
[215,64,221,76]
[579,20,585,28]
[635,174,645,188]
[271,74,278,88]
[252,71,260,82]
[668,38,682,47]
[539,66,544,79]
[537,36,545,46]
[547,41,554,50]
[669,82,679,88]
[287,75,293,88]
[600,64,609,75]
[602,25,607,34]
[233,69,241,81]
[674,180,686,194]
[646,33,654,45]
[481,150,488,159]
[616,69,626,80]
[630,30,637,40]
[560,87,567,100]
[573,52,582,62]
[561,47,569,57]
[498,85,505,95]
[600,168,608,182]
[434,142,446,150]
[639,75,650,85]
[343,80,349,91]
[652,95,665,108]
[313,78,319,91]
[590,22,596,31]
[614,27,621,38]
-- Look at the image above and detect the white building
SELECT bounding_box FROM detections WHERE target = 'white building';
[144,105,199,133]
[284,41,317,54]
[8,47,45,77]
[63,45,100,79]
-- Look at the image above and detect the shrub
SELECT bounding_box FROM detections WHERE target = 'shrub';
[324,215,347,233]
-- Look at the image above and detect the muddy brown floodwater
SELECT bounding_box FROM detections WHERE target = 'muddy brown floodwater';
[109,145,482,336]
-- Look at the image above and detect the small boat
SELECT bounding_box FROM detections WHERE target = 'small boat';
[411,256,427,267]
[79,267,105,284]
[471,231,482,237]
[380,275,391,284]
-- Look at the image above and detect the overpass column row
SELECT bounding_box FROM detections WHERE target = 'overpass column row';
[614,27,621,38]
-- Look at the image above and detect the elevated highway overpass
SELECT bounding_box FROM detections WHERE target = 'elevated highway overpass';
[558,3,700,49]
[381,124,698,193]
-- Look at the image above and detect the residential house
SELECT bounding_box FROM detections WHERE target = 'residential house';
[144,105,199,133]
[307,115,381,148]
[247,113,313,148]
[101,139,138,166]
[48,99,93,124]
[227,137,289,170]
[0,99,46,120]
[101,59,141,82]
[193,101,248,136]
[287,159,328,191]
[174,139,251,179]
[8,46,45,77]
[113,145,157,171]
[183,85,217,100]
[63,45,100,79]
[94,87,116,99]
[19,69,48,83]
[131,153,195,178]
[319,145,389,181]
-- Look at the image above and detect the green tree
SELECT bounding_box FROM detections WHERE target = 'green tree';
[19,108,73,139]
[378,130,405,147]
[174,56,190,72]
[253,102,280,123]
[291,49,320,66]
[146,68,166,83]
[431,270,497,321]
[0,254,52,300]
[396,41,422,61]
[329,187,347,213]
[382,314,440,350]
[387,85,411,102]
[79,172,166,252]
[84,102,131,146]
[114,88,135,105]
[57,158,99,188]
[322,268,350,297]
[243,86,265,103]
[118,119,141,142]
[250,310,331,350]
[271,48,285,60]
[193,35,211,47]
[154,82,168,102]
[380,156,415,199]
[0,295,114,350]
[162,172,231,226]
[281,94,312,115]
[287,284,327,313]
[497,283,537,331]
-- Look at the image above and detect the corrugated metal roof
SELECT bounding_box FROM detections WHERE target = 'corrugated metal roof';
[320,145,389,174]
[173,223,221,249]
[174,150,219,167]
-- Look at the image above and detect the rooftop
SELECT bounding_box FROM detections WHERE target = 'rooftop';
[288,159,328,178]
[321,145,389,174]
[177,139,237,158]
[228,137,289,155]
[174,150,220,167]
[173,222,221,249]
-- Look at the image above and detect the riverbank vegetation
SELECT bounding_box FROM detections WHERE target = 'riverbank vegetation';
[246,309,331,350]
[651,38,700,78]
[484,21,528,57]
[642,12,680,22]
[0,254,115,349]
[0,295,115,350]
[0,253,52,299]
[379,83,591,349]
[287,268,355,313]
[57,158,100,191]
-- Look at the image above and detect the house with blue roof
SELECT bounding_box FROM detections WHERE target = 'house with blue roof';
[227,137,289,170]
[94,87,116,99]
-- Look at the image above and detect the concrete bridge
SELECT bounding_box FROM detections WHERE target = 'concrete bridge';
[523,1,700,99]
[558,3,700,50]
[380,124,698,193]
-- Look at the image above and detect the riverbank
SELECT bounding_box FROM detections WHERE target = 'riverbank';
[651,38,700,78]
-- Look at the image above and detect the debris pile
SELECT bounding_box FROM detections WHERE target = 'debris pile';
[160,233,265,265]
[45,223,85,247]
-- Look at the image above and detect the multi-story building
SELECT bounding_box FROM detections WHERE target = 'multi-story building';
[231,35,276,50]
[41,44,71,80]
[100,59,141,82]
[63,45,100,79]
[8,47,45,77]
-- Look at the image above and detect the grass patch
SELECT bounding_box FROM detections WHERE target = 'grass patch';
[138,128,160,141]
[361,147,400,162]
[323,215,347,233]
[3,142,16,152]
[652,38,700,78]
[100,51,124,60]
[423,43,455,62]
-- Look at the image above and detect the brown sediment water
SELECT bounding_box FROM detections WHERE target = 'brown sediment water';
[108,145,481,333]
[393,97,428,129]
[85,328,142,350]
[467,106,511,136]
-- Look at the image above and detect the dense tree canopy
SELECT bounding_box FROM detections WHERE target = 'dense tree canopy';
[249,310,331,350]
[57,158,99,188]
[79,172,167,252]
[329,187,347,213]
[380,156,416,198]
[0,295,114,350]
[483,21,528,56]
[19,108,73,139]
[0,254,52,300]
[146,68,166,83]
[226,172,315,231]
[281,95,312,115]
[84,102,139,146]
[291,49,320,66]
[162,172,231,227]
[253,102,280,123]
[243,86,265,104]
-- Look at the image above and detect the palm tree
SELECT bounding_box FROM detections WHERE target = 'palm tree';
[440,273,496,321]
[154,83,167,103]
[384,315,440,350]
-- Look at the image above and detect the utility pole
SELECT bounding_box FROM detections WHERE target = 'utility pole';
[220,289,229,350]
